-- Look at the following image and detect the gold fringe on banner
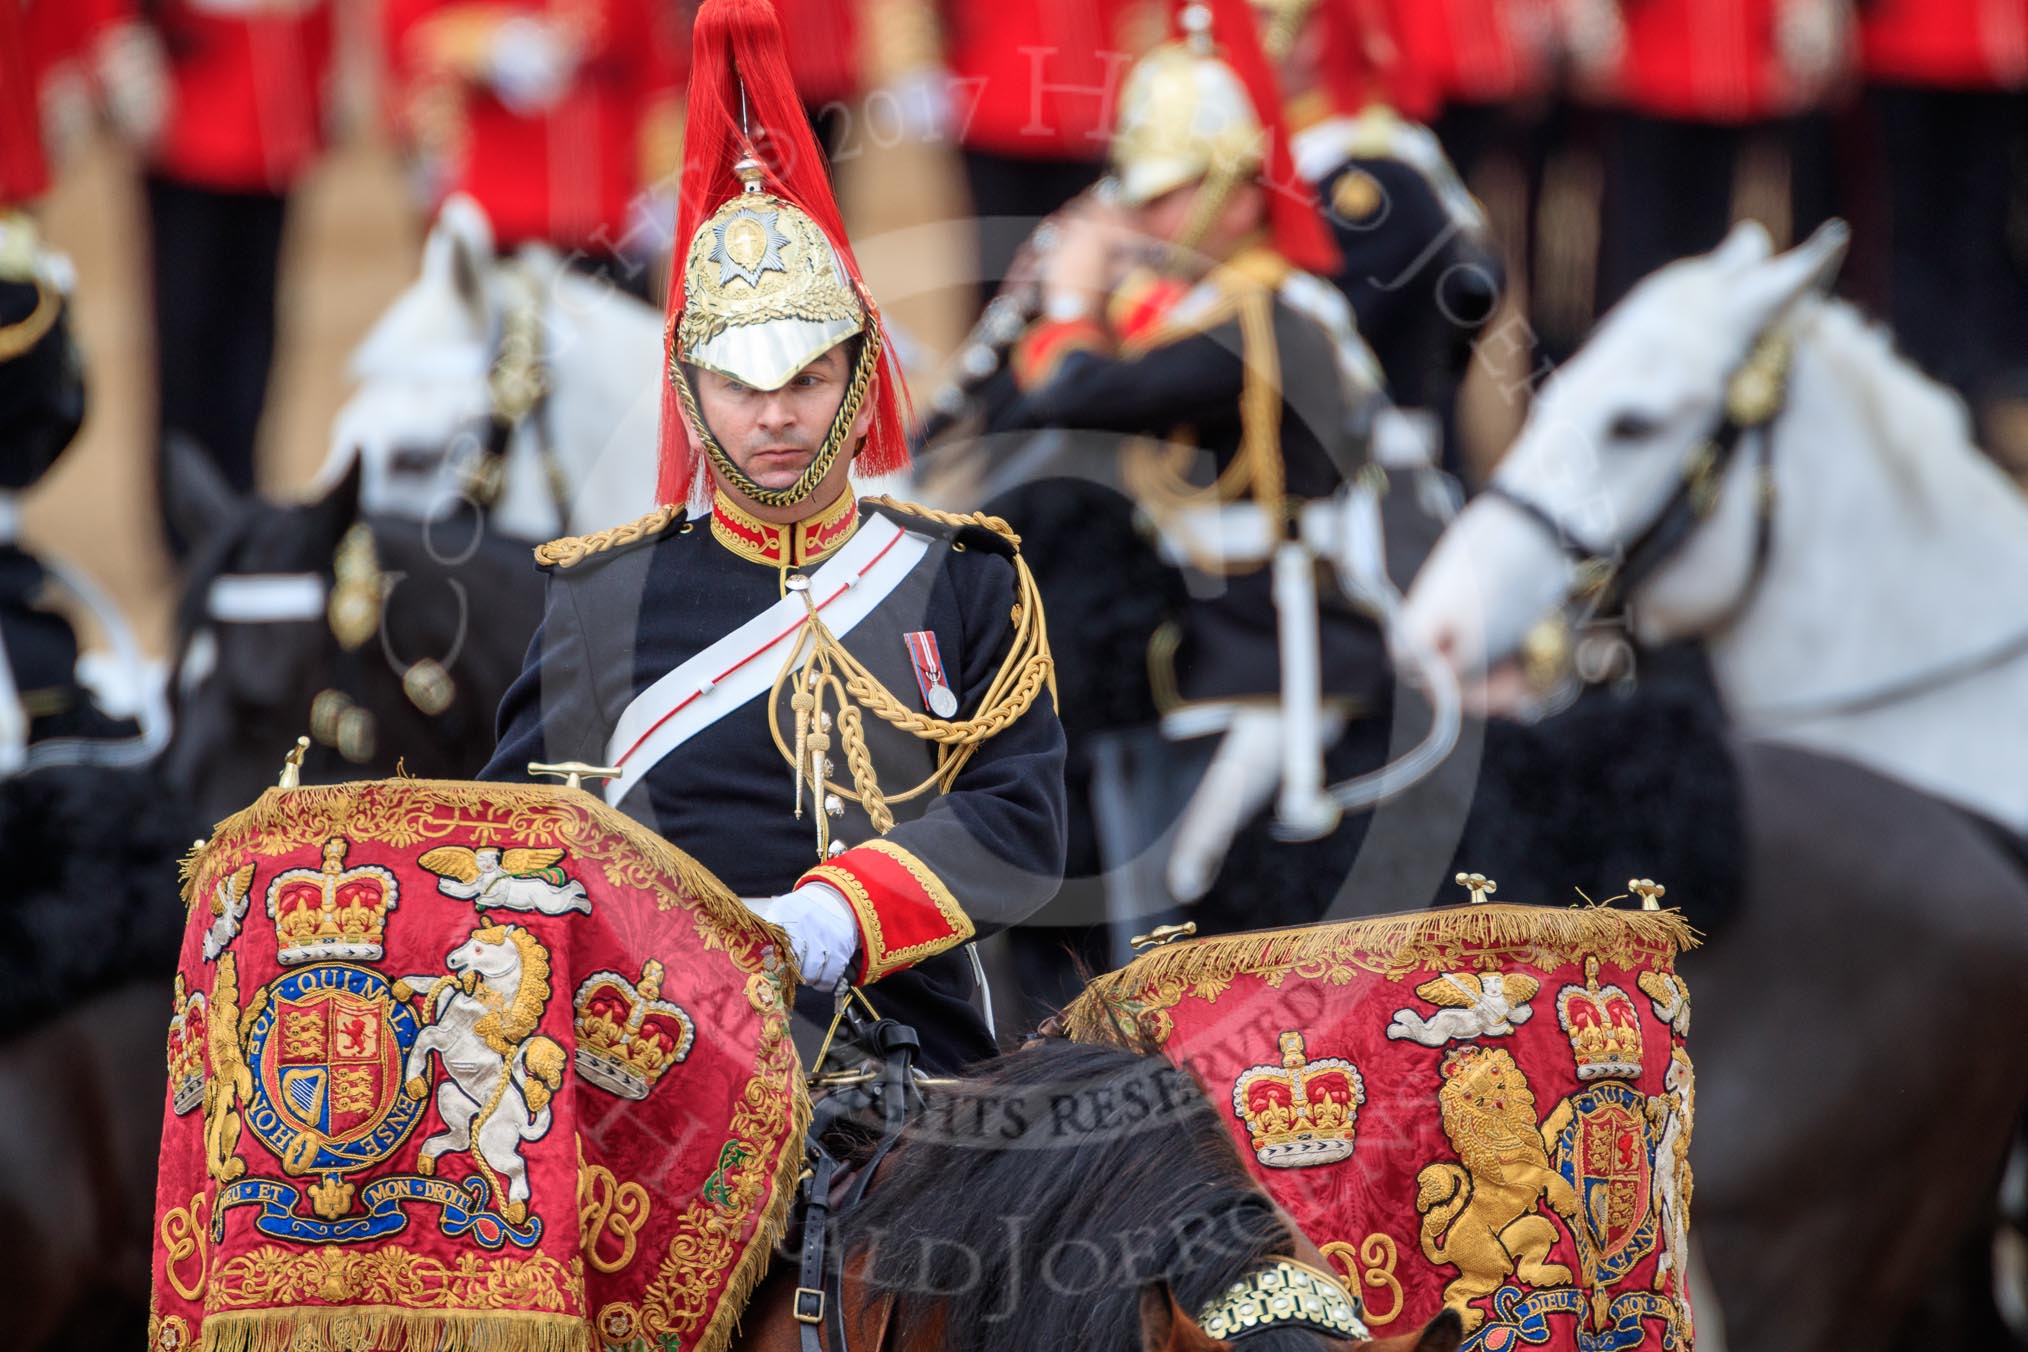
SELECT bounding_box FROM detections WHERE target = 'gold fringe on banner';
[181,779,748,935]
[681,1071,813,1352]
[201,1306,591,1352]
[1065,903,1699,1042]
[177,837,206,911]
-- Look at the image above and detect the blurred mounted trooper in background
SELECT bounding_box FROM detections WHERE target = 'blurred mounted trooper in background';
[995,0,1443,923]
[0,212,166,771]
[1255,0,1505,477]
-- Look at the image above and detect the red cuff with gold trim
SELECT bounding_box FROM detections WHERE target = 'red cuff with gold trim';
[797,841,975,984]
[1011,317,1111,390]
[1107,269,1191,347]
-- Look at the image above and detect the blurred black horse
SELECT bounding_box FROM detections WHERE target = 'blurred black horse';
[161,447,544,826]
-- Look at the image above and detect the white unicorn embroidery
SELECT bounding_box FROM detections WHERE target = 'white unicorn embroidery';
[399,923,567,1225]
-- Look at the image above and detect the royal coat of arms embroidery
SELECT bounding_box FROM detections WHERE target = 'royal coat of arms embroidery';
[1067,901,1697,1352]
[154,779,809,1352]
[243,964,425,1191]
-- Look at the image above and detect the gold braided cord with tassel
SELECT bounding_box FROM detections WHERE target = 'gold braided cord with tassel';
[768,498,1056,844]
[1119,285,1287,577]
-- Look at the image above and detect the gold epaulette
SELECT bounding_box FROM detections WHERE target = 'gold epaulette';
[861,495,1023,553]
[533,504,685,570]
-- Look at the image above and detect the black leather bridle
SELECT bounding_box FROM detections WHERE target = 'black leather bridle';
[1479,330,1791,634]
[793,1004,922,1352]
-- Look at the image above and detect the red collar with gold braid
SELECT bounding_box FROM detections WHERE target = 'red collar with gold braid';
[708,486,859,567]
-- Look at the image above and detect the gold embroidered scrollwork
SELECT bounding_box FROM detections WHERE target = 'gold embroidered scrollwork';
[159,1192,210,1301]
[1322,1233,1403,1327]
[580,1159,652,1274]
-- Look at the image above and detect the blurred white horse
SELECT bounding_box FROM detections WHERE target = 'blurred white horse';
[321,195,663,541]
[1404,221,2028,838]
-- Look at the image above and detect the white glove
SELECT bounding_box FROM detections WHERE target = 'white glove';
[487,17,581,115]
[39,65,94,171]
[747,881,861,990]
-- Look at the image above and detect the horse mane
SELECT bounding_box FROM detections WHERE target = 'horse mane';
[471,923,550,1050]
[1787,296,1983,517]
[838,1040,1332,1351]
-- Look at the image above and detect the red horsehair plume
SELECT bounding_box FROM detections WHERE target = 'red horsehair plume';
[1190,0,1341,278]
[655,0,911,508]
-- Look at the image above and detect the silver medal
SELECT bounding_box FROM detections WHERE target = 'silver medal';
[928,684,959,719]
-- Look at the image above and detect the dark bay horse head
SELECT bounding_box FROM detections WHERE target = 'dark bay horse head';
[1313,116,1504,420]
[830,1039,1462,1352]
[161,442,544,826]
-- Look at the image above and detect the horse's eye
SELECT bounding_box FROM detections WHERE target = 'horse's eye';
[1607,412,1661,443]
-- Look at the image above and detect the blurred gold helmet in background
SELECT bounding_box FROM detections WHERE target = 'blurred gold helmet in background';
[1110,4,1266,207]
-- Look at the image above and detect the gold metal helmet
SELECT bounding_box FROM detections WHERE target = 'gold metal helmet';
[669,156,884,509]
[677,157,867,393]
[1110,3,1266,208]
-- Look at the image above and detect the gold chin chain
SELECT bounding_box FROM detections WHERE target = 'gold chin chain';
[669,320,881,510]
[768,498,1057,860]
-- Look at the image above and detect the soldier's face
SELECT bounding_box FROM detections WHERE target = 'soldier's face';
[694,344,868,495]
[1140,180,1266,267]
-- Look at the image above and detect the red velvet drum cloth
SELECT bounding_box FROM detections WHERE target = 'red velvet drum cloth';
[152,779,808,1352]
[1069,903,1698,1351]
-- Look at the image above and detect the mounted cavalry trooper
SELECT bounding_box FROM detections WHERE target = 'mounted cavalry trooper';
[1254,0,1505,475]
[999,0,1410,915]
[484,0,1067,1074]
[0,211,165,772]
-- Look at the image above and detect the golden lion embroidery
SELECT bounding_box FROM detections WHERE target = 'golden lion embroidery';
[1415,1045,1581,1331]
[203,954,253,1185]
[398,923,568,1225]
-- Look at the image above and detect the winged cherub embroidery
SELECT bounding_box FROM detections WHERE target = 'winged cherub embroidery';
[417,846,592,916]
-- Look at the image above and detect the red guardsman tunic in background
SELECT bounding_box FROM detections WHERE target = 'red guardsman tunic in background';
[3,0,142,205]
[149,0,334,192]
[1861,0,2028,89]
[1384,0,1554,118]
[143,0,337,551]
[1590,0,1846,311]
[1611,0,1796,124]
[944,0,1165,303]
[943,0,1162,161]
[0,2,48,207]
[383,0,686,254]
